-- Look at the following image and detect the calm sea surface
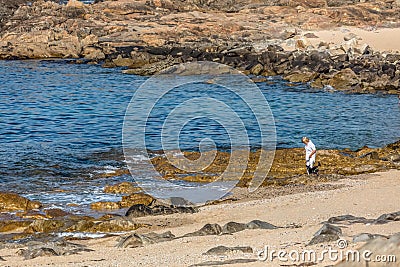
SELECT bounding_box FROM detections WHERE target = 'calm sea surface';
[0,60,399,214]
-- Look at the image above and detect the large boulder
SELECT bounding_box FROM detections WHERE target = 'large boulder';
[0,220,32,232]
[328,68,359,90]
[183,223,222,237]
[221,222,247,234]
[1,30,82,59]
[103,182,141,194]
[308,223,342,245]
[17,239,93,260]
[284,71,318,83]
[90,192,154,210]
[119,193,155,208]
[374,211,400,224]
[117,231,175,248]
[24,219,68,233]
[88,217,139,232]
[0,192,41,212]
[125,202,197,218]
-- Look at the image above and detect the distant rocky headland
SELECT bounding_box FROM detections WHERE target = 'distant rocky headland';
[1,0,400,94]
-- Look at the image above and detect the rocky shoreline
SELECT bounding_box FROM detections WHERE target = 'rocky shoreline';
[0,140,398,244]
[0,0,400,94]
[1,1,399,265]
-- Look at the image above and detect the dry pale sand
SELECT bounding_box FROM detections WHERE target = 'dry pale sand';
[306,27,400,53]
[1,169,399,267]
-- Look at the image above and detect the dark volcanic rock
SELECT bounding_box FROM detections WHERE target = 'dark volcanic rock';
[87,217,139,232]
[16,238,93,260]
[184,223,222,237]
[123,56,182,76]
[308,233,341,245]
[168,197,194,206]
[246,220,278,230]
[18,247,58,259]
[64,215,141,233]
[326,211,400,227]
[184,220,278,237]
[384,140,400,151]
[374,211,400,224]
[94,193,196,211]
[327,214,369,224]
[314,223,342,236]
[308,223,342,245]
[125,202,197,218]
[221,222,248,234]
[125,204,153,217]
[116,231,175,248]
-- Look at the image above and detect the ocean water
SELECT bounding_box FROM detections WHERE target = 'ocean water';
[0,60,399,214]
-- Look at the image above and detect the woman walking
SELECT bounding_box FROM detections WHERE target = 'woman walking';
[302,136,319,175]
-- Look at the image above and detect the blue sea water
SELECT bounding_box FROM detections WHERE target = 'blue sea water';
[0,60,399,213]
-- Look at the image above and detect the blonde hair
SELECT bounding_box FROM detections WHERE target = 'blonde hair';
[302,136,309,143]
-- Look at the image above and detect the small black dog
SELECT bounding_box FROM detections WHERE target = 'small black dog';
[307,162,321,175]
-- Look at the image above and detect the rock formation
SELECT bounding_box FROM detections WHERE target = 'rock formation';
[0,0,399,94]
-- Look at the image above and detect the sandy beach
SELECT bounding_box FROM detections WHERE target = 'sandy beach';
[0,2,399,266]
[1,169,399,267]
[307,27,400,53]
